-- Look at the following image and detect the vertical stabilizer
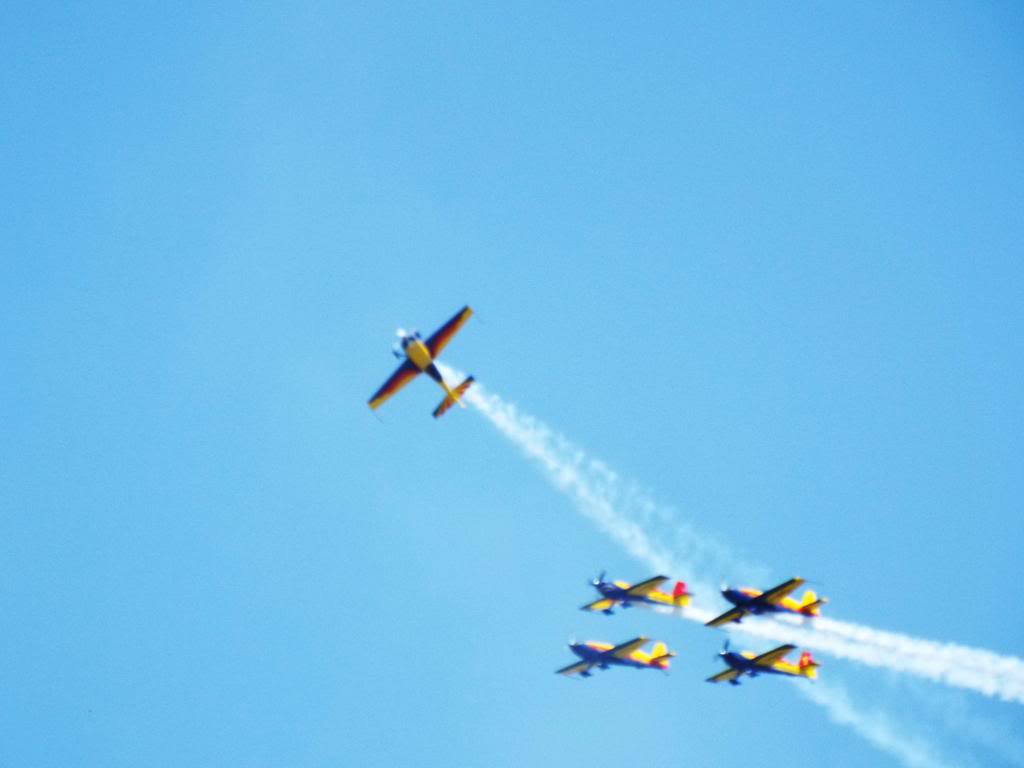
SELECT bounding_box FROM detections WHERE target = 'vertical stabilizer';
[672,581,691,607]
[649,642,674,669]
[799,651,820,679]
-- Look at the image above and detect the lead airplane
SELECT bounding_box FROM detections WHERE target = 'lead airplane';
[556,636,676,678]
[580,572,693,615]
[705,577,827,628]
[706,641,820,685]
[367,306,475,418]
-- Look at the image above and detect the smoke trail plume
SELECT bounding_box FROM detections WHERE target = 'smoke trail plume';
[449,371,1024,705]
[799,681,964,768]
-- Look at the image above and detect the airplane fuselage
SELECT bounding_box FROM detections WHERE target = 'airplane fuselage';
[589,578,689,614]
[714,647,815,685]
[722,651,757,672]
[399,334,458,399]
[569,643,649,671]
[402,336,434,371]
[718,652,797,684]
[595,583,636,604]
[722,588,785,617]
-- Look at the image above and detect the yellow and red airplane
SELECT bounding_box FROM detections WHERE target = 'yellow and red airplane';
[367,306,475,418]
[705,577,827,627]
[706,641,820,685]
[556,636,676,678]
[580,572,693,615]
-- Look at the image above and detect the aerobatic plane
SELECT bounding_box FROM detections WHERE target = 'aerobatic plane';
[705,577,826,627]
[580,572,693,615]
[367,306,475,418]
[706,641,820,685]
[556,637,676,678]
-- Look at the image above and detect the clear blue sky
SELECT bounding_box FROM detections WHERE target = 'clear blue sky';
[3,3,1022,766]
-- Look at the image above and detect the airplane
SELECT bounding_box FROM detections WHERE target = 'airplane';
[580,572,693,615]
[706,640,820,685]
[367,306,475,418]
[556,636,676,678]
[705,577,827,628]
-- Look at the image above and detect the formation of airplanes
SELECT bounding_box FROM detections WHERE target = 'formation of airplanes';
[557,572,826,683]
[369,307,829,688]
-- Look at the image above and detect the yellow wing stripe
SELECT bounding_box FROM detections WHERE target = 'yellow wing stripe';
[705,607,745,627]
[425,305,473,358]
[556,661,592,676]
[707,668,742,684]
[581,598,616,612]
[624,575,669,597]
[759,578,805,606]
[368,360,419,410]
[752,644,797,668]
[609,637,649,659]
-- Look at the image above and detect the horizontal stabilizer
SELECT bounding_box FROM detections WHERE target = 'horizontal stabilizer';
[433,376,475,419]
[650,652,675,669]
[801,599,826,616]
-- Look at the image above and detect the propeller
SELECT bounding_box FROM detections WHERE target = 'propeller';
[396,328,407,338]
[713,638,731,663]
[591,570,606,587]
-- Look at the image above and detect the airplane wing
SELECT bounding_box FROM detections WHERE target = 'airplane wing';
[758,578,806,606]
[580,598,616,612]
[705,606,747,627]
[707,668,742,684]
[425,306,473,358]
[624,575,670,597]
[556,660,593,676]
[751,644,797,668]
[608,637,649,659]
[368,360,420,410]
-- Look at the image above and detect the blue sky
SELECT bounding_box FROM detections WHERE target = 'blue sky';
[3,3,1023,766]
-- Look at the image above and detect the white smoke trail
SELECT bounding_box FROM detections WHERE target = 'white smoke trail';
[900,683,1024,768]
[447,375,967,767]
[449,371,1024,705]
[798,681,967,768]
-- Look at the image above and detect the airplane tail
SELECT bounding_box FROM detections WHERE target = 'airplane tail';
[433,376,475,419]
[671,580,692,607]
[798,651,820,679]
[798,590,827,617]
[650,642,675,669]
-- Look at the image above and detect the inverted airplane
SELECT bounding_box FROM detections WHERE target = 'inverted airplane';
[556,636,676,678]
[705,577,827,628]
[580,572,693,615]
[367,306,475,418]
[706,641,820,685]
